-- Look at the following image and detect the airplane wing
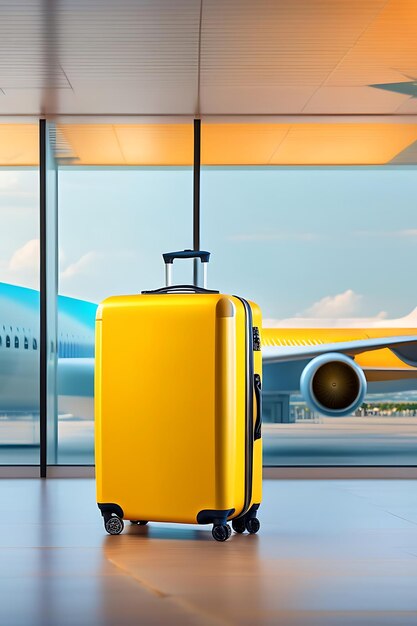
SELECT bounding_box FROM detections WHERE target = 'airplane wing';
[57,358,94,397]
[262,335,417,367]
[363,367,417,382]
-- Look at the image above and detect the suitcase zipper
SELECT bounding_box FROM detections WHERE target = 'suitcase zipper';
[233,296,254,520]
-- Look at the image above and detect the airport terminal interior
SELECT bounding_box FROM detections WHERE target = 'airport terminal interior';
[1,1,417,624]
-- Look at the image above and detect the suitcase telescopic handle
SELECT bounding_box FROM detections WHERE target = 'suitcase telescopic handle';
[254,374,262,441]
[162,249,210,288]
[162,249,210,264]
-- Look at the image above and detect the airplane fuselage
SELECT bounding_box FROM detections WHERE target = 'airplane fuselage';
[1,282,417,418]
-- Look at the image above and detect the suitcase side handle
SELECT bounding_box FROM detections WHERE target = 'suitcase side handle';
[141,284,219,295]
[254,374,262,441]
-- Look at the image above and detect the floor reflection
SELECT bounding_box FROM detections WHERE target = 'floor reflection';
[1,479,417,625]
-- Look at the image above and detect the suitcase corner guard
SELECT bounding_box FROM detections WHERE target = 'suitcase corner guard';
[196,508,235,525]
[98,502,124,519]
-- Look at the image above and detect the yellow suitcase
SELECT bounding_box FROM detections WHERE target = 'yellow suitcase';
[95,250,262,541]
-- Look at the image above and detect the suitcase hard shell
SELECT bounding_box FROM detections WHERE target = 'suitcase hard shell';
[95,251,262,541]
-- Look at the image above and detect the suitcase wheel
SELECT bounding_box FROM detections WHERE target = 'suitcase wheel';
[212,524,231,542]
[130,520,148,526]
[245,517,260,534]
[232,518,246,534]
[104,516,124,535]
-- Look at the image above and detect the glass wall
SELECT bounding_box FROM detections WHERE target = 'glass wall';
[201,165,417,466]
[4,119,414,468]
[0,124,39,464]
[57,165,192,463]
[45,122,59,466]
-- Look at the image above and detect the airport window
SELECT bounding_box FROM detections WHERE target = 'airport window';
[202,164,417,467]
[57,163,191,464]
[0,157,40,465]
[24,337,28,350]
[14,336,19,349]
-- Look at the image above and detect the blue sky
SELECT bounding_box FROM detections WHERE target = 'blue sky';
[202,166,417,320]
[1,165,417,323]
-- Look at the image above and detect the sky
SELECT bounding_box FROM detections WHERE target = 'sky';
[1,165,417,326]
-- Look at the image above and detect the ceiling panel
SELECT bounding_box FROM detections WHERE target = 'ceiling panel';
[389,138,417,164]
[0,0,416,116]
[302,86,408,114]
[57,124,123,164]
[327,0,417,87]
[393,95,417,114]
[0,0,68,91]
[200,86,317,115]
[2,121,416,166]
[57,0,200,114]
[56,123,193,165]
[269,123,417,165]
[201,124,290,164]
[200,0,388,113]
[0,124,38,165]
[44,121,417,166]
[115,124,193,164]
[201,0,386,87]
[202,122,417,165]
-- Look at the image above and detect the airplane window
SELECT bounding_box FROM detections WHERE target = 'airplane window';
[0,337,2,347]
[6,335,10,348]
[14,336,19,349]
[24,337,29,350]
[33,338,37,350]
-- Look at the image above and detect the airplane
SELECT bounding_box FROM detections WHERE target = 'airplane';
[262,327,417,417]
[1,281,417,419]
[0,282,95,415]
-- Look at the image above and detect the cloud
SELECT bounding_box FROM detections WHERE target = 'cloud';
[355,229,417,239]
[397,229,417,237]
[264,289,391,328]
[228,232,318,242]
[9,239,39,271]
[0,239,40,288]
[303,289,363,318]
[60,252,99,280]
[263,313,390,329]
[58,249,139,301]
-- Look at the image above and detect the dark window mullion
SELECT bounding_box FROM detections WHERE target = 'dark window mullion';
[193,118,201,285]
[39,119,47,478]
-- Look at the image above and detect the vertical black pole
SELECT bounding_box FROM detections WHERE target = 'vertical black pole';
[39,119,47,478]
[193,119,201,285]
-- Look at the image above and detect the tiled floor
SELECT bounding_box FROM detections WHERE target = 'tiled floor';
[1,479,417,625]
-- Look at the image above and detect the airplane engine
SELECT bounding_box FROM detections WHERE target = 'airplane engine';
[300,353,367,417]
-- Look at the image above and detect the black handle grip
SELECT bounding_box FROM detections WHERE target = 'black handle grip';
[162,249,210,264]
[254,374,262,441]
[141,284,219,295]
